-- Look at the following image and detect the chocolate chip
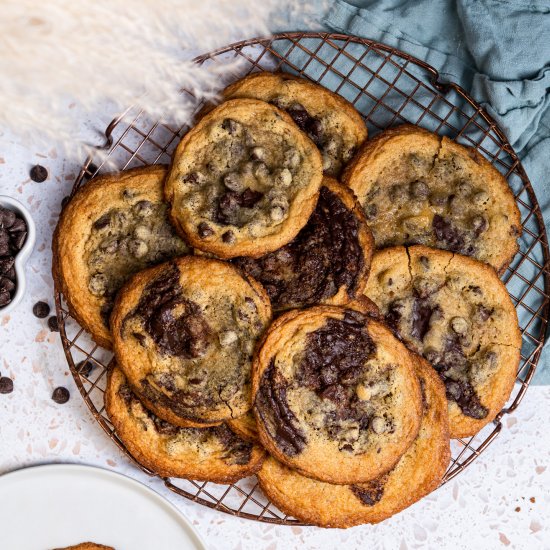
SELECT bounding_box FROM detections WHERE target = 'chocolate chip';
[134,200,153,217]
[10,231,27,251]
[93,213,111,230]
[432,214,465,252]
[5,266,15,280]
[30,164,48,182]
[410,180,429,199]
[33,301,50,318]
[0,376,14,394]
[221,118,240,135]
[0,256,15,275]
[0,207,16,229]
[411,298,438,341]
[364,203,377,220]
[0,290,11,307]
[471,215,488,235]
[0,276,15,293]
[475,304,492,322]
[222,230,235,244]
[429,191,448,206]
[197,222,214,238]
[47,315,59,332]
[76,360,94,377]
[52,386,70,404]
[0,232,8,256]
[9,218,26,233]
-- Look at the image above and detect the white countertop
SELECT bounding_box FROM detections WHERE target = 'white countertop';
[1,127,549,550]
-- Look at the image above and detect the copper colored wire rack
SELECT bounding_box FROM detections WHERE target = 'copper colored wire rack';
[54,32,550,525]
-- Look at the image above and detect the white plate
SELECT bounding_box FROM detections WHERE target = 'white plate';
[0,464,206,550]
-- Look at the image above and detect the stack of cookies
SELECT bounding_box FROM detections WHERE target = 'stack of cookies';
[53,72,522,527]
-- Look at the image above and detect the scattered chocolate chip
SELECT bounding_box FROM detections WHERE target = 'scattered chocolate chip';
[197,222,214,238]
[30,164,48,182]
[33,301,50,318]
[76,360,94,377]
[0,376,14,394]
[47,315,59,332]
[52,386,70,404]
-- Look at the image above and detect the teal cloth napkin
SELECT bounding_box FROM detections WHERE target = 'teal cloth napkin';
[275,0,550,383]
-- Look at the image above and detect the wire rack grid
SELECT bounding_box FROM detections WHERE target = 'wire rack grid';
[54,32,549,525]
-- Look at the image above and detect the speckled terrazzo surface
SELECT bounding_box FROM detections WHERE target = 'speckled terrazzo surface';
[0,133,549,550]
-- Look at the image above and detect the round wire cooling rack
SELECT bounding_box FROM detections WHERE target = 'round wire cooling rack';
[54,32,550,525]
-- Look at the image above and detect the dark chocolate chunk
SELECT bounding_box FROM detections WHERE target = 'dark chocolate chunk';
[411,298,438,341]
[0,376,14,394]
[30,164,48,182]
[285,104,323,145]
[32,301,50,318]
[52,386,70,404]
[351,474,389,506]
[47,315,59,332]
[0,232,8,256]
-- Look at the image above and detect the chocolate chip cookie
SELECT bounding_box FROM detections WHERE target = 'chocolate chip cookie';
[111,256,271,427]
[53,166,189,349]
[232,178,374,312]
[365,245,521,437]
[252,305,422,484]
[342,124,521,273]
[257,355,450,527]
[106,366,265,482]
[164,98,323,259]
[218,72,367,177]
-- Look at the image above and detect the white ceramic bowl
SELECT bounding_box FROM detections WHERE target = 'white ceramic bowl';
[0,195,36,315]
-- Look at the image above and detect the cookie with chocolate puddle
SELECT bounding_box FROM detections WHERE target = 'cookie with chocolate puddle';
[252,305,422,484]
[111,256,271,427]
[53,165,189,349]
[214,72,367,177]
[342,124,521,273]
[258,355,450,527]
[105,366,265,483]
[232,178,374,312]
[165,98,323,259]
[365,245,521,438]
